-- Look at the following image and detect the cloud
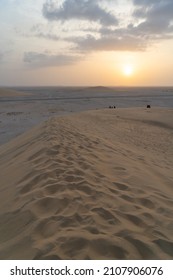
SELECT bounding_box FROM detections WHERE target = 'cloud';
[133,0,173,35]
[32,31,61,41]
[23,51,81,67]
[33,31,60,41]
[20,0,173,69]
[71,32,147,52]
[30,24,60,41]
[43,0,118,26]
[40,0,173,55]
[133,0,161,6]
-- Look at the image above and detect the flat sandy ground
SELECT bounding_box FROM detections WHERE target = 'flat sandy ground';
[0,87,60,145]
[0,107,173,259]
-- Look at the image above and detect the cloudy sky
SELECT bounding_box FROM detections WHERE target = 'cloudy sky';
[0,0,173,86]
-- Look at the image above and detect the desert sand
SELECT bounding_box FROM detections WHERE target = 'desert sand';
[0,88,31,97]
[0,107,173,259]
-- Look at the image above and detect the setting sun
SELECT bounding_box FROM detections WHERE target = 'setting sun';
[123,64,134,77]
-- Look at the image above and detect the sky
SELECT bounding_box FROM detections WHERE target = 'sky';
[0,0,173,86]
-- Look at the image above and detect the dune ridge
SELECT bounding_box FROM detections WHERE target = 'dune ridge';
[0,108,173,259]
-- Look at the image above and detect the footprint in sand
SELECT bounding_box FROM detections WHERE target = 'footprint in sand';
[30,197,69,217]
[113,182,129,191]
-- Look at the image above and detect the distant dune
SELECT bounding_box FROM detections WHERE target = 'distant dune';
[0,108,173,259]
[86,86,111,91]
[0,88,31,97]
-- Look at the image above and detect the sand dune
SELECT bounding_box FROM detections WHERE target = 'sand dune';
[0,108,173,259]
[0,88,31,97]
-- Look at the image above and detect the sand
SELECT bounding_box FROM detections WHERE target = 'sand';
[0,88,31,97]
[0,107,173,260]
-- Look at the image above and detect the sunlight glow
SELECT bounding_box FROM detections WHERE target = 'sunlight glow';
[123,64,134,76]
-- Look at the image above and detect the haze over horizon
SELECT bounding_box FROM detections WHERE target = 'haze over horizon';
[0,0,173,87]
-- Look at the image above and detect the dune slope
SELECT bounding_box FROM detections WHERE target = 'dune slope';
[0,108,173,259]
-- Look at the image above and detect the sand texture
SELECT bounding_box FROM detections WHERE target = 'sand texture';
[0,108,173,259]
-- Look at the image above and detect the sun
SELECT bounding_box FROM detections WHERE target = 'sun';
[122,64,134,76]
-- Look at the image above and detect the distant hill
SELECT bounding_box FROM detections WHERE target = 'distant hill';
[86,86,111,91]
